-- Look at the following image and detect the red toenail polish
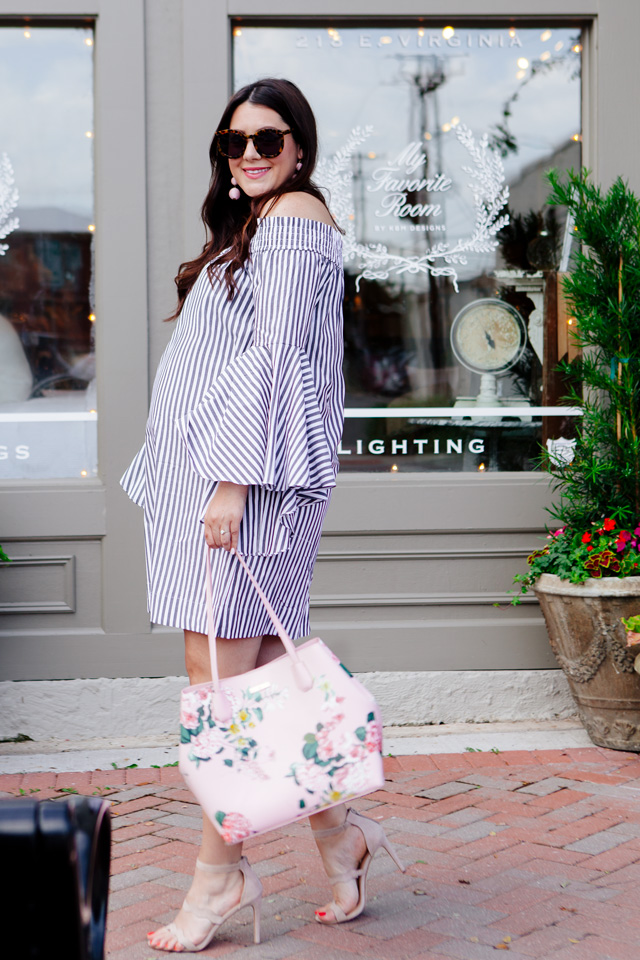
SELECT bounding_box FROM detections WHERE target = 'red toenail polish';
[316,911,326,916]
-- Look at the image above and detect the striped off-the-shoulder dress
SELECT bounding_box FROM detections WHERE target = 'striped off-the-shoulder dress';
[120,216,344,638]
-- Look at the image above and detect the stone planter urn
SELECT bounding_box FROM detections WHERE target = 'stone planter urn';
[534,574,640,750]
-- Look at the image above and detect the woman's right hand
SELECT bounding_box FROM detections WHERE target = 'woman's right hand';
[203,482,249,551]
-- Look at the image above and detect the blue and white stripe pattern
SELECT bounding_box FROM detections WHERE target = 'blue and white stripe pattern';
[121,217,344,637]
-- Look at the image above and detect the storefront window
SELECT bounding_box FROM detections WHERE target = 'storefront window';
[0,24,96,480]
[234,23,582,472]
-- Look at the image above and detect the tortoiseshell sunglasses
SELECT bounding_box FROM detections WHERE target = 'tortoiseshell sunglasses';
[215,127,292,159]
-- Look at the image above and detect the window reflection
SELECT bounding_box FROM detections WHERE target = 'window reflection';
[0,25,95,480]
[234,24,582,472]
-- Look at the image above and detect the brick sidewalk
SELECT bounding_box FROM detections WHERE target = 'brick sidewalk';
[3,747,640,959]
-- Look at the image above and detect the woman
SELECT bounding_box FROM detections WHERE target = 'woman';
[121,78,402,954]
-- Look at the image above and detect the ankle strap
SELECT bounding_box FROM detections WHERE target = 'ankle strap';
[311,810,350,839]
[196,856,245,874]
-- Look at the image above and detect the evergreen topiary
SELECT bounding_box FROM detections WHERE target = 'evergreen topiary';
[545,169,640,530]
[512,169,640,597]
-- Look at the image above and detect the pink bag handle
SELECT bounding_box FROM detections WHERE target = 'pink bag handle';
[205,545,313,721]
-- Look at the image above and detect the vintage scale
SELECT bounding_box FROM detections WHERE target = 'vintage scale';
[450,298,529,414]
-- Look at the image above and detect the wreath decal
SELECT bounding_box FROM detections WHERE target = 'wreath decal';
[0,153,19,256]
[317,125,509,292]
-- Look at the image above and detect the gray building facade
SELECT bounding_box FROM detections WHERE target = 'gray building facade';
[1,0,637,736]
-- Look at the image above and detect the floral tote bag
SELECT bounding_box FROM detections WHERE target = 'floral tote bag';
[178,547,385,843]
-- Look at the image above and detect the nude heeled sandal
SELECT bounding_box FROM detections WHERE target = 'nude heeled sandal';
[312,808,406,924]
[148,856,262,952]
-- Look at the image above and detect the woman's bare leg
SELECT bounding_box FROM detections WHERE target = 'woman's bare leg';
[148,629,264,952]
[308,806,367,923]
[255,634,365,923]
[255,633,285,667]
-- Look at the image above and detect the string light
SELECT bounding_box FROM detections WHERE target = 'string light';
[441,122,452,133]
[540,29,552,42]
[379,36,392,44]
[85,131,93,138]
[572,133,582,142]
[478,462,486,472]
[509,27,517,38]
[451,116,460,127]
[442,26,455,39]
[88,313,96,322]
[24,29,31,38]
[517,57,529,69]
[555,40,564,51]
[572,43,582,53]
[418,28,425,38]
[233,27,242,37]
[88,224,95,232]
[85,37,93,46]
[367,151,376,159]
[540,51,551,61]
[80,470,88,477]
[89,409,97,414]
[391,464,399,472]
[516,69,526,80]
[424,132,432,140]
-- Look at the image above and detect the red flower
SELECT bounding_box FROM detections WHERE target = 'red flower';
[587,545,593,551]
[581,532,592,544]
[603,518,616,531]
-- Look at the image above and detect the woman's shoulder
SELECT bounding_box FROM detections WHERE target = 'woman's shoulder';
[253,194,343,268]
[262,192,336,228]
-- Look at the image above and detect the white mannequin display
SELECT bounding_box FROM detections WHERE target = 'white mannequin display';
[0,314,32,402]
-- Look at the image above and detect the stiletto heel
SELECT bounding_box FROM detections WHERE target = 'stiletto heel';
[252,901,261,944]
[312,808,405,924]
[382,836,406,873]
[147,856,262,952]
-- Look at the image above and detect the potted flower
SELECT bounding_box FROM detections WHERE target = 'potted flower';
[622,615,640,650]
[622,616,640,678]
[512,169,640,751]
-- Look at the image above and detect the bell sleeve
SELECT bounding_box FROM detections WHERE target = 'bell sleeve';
[175,229,339,492]
[120,443,147,507]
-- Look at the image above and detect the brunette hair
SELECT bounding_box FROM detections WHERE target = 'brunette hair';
[166,78,330,320]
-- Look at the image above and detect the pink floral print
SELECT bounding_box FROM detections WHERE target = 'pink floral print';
[189,727,226,759]
[215,810,254,843]
[288,676,382,808]
[180,682,287,771]
[295,759,330,793]
[180,706,200,730]
[364,717,383,753]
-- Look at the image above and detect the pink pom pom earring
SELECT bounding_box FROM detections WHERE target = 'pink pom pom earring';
[229,177,241,200]
[295,161,303,172]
